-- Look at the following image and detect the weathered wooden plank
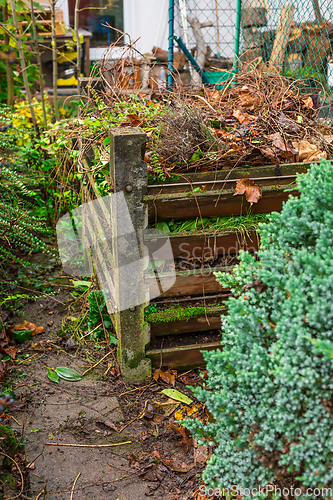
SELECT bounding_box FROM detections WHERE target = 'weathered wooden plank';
[150,306,226,336]
[146,185,294,222]
[146,341,222,369]
[146,266,231,298]
[147,161,313,194]
[145,228,259,259]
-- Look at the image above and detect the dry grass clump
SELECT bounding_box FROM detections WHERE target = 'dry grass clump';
[152,103,220,165]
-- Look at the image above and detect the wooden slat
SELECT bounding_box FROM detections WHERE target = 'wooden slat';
[147,162,313,194]
[145,228,259,259]
[150,306,226,336]
[146,265,231,298]
[146,341,222,369]
[147,162,311,195]
[146,184,295,222]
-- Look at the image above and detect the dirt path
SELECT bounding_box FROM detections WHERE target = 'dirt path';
[8,293,203,500]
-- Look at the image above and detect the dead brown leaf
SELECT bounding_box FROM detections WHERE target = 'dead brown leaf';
[0,359,13,381]
[110,362,120,378]
[96,420,118,432]
[214,129,240,142]
[121,114,144,127]
[4,346,17,359]
[233,178,262,205]
[291,140,326,162]
[306,150,327,162]
[204,88,220,102]
[233,108,256,125]
[151,450,191,473]
[179,372,201,387]
[269,132,297,157]
[302,96,313,108]
[193,438,213,465]
[14,320,45,337]
[238,86,260,110]
[153,398,180,417]
[153,368,177,386]
[259,147,277,163]
[166,423,191,453]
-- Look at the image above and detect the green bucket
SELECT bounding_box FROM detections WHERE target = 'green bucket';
[205,70,233,90]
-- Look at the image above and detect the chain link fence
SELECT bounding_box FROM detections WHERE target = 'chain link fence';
[171,0,333,95]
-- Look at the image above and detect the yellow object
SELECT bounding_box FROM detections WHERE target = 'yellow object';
[175,404,199,421]
[57,75,78,86]
[57,51,77,64]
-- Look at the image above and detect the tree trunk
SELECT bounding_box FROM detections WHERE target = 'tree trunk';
[9,0,37,132]
[2,2,14,106]
[74,0,81,95]
[50,0,59,121]
[30,0,47,127]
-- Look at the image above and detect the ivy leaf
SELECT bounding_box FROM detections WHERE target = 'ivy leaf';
[161,389,193,405]
[109,334,117,346]
[55,367,82,381]
[47,370,59,384]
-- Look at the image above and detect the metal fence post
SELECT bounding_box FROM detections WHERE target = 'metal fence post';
[168,0,175,88]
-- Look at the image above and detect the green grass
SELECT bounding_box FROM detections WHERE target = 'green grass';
[154,213,269,235]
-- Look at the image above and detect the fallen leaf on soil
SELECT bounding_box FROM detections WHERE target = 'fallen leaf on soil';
[179,372,201,387]
[0,326,12,343]
[233,178,262,205]
[47,370,59,384]
[153,368,177,386]
[47,321,54,327]
[3,346,17,359]
[166,423,191,453]
[153,398,180,416]
[14,320,45,337]
[0,359,13,381]
[174,404,199,421]
[55,367,82,381]
[161,389,193,405]
[26,461,35,470]
[232,108,256,125]
[110,362,120,378]
[96,420,118,432]
[151,450,191,473]
[193,438,213,465]
[48,311,54,315]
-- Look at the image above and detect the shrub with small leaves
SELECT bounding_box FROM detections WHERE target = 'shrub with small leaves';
[0,161,55,266]
[184,159,333,497]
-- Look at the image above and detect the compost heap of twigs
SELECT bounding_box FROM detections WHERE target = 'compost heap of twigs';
[150,71,333,175]
[78,68,333,178]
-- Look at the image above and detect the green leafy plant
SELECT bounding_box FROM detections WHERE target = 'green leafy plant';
[184,159,333,495]
[87,290,116,345]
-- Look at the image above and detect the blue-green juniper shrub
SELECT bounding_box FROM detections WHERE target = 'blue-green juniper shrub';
[183,159,333,497]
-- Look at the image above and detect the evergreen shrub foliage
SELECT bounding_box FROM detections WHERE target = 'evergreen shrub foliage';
[184,159,333,496]
[0,162,53,265]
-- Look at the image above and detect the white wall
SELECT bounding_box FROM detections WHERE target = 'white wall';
[124,0,169,54]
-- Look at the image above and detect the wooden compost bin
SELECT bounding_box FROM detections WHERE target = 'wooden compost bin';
[102,128,313,382]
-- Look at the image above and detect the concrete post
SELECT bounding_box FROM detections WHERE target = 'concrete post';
[109,128,151,383]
